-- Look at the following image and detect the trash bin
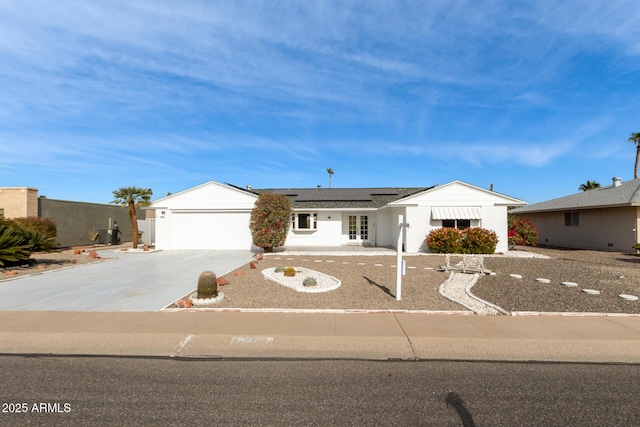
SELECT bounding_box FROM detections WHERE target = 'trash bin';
[106,229,120,245]
[98,229,108,245]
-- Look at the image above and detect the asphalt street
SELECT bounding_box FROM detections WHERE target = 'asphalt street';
[1,356,639,426]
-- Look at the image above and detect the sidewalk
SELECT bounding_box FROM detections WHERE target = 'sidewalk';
[1,310,640,363]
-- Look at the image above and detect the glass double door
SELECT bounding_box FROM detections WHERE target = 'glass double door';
[348,215,369,243]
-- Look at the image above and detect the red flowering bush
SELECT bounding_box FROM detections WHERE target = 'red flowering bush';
[508,214,538,246]
[460,227,498,254]
[249,193,292,252]
[426,227,498,254]
[425,227,463,253]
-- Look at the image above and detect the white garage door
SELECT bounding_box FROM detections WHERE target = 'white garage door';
[171,211,253,250]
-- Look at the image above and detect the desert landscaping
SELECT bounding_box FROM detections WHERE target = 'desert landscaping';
[3,245,639,315]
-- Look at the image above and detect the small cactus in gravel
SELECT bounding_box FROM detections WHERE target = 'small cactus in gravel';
[302,277,317,287]
[283,267,296,277]
[274,267,285,273]
[197,270,218,299]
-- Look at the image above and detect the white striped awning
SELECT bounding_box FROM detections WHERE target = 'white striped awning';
[431,206,482,220]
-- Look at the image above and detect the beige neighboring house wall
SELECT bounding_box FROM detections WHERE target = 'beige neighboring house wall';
[518,206,639,253]
[512,177,640,254]
[0,187,38,218]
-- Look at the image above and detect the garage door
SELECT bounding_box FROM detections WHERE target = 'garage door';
[171,211,253,250]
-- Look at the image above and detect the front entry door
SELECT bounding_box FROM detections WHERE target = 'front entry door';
[348,215,369,243]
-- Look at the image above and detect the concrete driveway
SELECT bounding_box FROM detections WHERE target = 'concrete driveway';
[0,249,254,311]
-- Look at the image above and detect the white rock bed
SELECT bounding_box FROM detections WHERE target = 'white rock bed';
[439,272,503,315]
[262,267,341,293]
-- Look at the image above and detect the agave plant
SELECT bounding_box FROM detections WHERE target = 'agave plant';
[0,223,31,267]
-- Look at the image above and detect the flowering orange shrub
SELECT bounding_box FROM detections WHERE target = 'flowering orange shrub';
[426,227,498,254]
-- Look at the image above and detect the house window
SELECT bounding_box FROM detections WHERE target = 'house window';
[442,219,471,230]
[292,212,317,230]
[564,211,579,226]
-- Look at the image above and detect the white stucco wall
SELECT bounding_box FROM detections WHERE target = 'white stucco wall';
[285,211,342,246]
[375,207,396,247]
[388,182,522,253]
[151,182,257,250]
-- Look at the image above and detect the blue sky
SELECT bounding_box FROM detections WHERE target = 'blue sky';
[1,1,639,205]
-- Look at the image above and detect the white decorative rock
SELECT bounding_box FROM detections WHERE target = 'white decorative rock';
[536,278,551,284]
[190,292,225,306]
[562,281,578,288]
[619,294,639,301]
[509,274,523,279]
[582,289,600,295]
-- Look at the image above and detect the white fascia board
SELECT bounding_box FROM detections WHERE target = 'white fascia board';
[291,207,378,212]
[150,180,257,206]
[171,209,253,213]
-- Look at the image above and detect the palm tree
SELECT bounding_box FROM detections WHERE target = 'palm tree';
[579,180,601,191]
[327,168,334,188]
[111,187,153,248]
[629,132,640,179]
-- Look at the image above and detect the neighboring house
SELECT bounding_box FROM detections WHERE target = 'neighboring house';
[150,180,525,253]
[0,187,146,247]
[511,177,640,253]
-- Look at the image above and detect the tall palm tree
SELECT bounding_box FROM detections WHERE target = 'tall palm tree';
[629,132,640,179]
[579,180,601,191]
[111,187,152,248]
[327,168,334,188]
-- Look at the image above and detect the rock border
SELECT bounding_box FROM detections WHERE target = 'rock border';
[262,267,341,293]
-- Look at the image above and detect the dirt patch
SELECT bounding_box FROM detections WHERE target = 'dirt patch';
[0,246,119,280]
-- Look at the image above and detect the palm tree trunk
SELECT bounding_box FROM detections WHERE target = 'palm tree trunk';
[635,147,640,179]
[129,200,139,248]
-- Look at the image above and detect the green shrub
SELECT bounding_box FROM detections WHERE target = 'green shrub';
[426,227,498,254]
[283,267,296,277]
[5,217,58,252]
[508,214,539,246]
[11,217,57,243]
[274,266,285,273]
[0,222,31,267]
[197,270,218,299]
[302,277,317,287]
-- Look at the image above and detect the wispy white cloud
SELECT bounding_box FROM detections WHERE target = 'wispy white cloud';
[0,1,638,201]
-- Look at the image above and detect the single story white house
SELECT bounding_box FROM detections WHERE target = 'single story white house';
[150,180,526,253]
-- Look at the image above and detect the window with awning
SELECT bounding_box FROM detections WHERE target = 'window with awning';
[431,206,482,220]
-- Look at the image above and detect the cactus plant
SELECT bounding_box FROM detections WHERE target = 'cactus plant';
[302,276,317,287]
[283,267,296,277]
[274,267,285,273]
[197,270,218,299]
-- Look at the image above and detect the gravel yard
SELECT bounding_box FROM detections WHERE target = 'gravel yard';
[475,247,640,314]
[204,255,464,312]
[4,245,640,314]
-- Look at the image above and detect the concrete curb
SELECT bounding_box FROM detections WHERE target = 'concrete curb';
[160,307,474,315]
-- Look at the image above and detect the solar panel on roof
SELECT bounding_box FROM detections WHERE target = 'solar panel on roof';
[294,189,373,201]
